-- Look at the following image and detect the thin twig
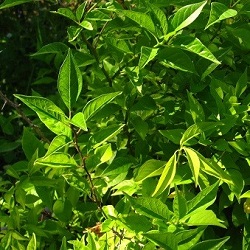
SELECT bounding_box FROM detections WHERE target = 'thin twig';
[0,90,50,144]
[72,128,105,215]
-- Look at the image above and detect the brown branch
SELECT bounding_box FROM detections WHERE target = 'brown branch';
[72,128,105,216]
[0,91,50,144]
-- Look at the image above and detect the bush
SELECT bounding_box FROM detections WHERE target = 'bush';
[0,0,250,249]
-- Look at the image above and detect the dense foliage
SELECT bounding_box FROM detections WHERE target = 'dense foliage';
[1,0,250,249]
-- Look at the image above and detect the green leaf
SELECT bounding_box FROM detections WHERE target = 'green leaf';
[172,35,220,64]
[158,47,196,73]
[227,24,250,50]
[46,135,71,156]
[86,9,112,21]
[70,112,87,131]
[122,10,155,34]
[184,147,201,185]
[187,91,205,123]
[235,68,248,97]
[121,214,151,233]
[27,233,36,250]
[106,37,132,54]
[127,196,172,220]
[0,139,20,153]
[83,92,122,121]
[86,232,97,250]
[0,0,36,9]
[60,236,68,250]
[180,122,222,146]
[139,47,159,69]
[53,8,77,22]
[35,153,77,168]
[152,153,177,197]
[31,42,68,57]
[30,176,57,187]
[229,139,249,156]
[186,181,219,215]
[80,20,93,30]
[76,2,87,22]
[186,210,226,228]
[100,157,132,176]
[15,186,26,208]
[58,49,83,111]
[135,159,165,182]
[171,1,207,32]
[227,169,244,200]
[191,149,232,185]
[131,115,148,140]
[143,231,178,250]
[22,127,45,161]
[205,2,237,29]
[14,95,71,136]
[173,188,187,219]
[175,227,205,246]
[240,191,250,199]
[53,198,72,222]
[148,3,168,35]
[89,124,125,149]
[190,236,230,250]
[159,129,185,145]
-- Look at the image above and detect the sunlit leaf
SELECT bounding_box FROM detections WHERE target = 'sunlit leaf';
[0,0,36,9]
[52,8,77,22]
[35,153,77,168]
[127,196,173,220]
[58,49,82,111]
[27,233,36,250]
[206,2,237,29]
[148,3,168,35]
[173,188,187,219]
[80,20,93,30]
[171,1,207,32]
[139,47,159,69]
[186,181,219,215]
[31,42,68,57]
[70,112,87,131]
[143,231,178,250]
[187,91,205,123]
[184,147,200,186]
[53,198,72,222]
[122,10,155,33]
[45,135,71,156]
[14,95,71,135]
[186,210,226,228]
[158,47,196,73]
[89,124,125,149]
[180,122,222,146]
[135,159,165,182]
[190,236,229,250]
[83,92,122,121]
[172,35,220,64]
[235,68,248,97]
[152,153,177,197]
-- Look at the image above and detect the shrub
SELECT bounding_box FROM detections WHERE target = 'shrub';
[0,0,250,249]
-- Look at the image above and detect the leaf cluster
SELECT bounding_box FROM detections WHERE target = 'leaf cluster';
[0,0,250,249]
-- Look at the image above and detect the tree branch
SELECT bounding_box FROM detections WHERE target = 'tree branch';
[0,91,50,144]
[72,128,105,215]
